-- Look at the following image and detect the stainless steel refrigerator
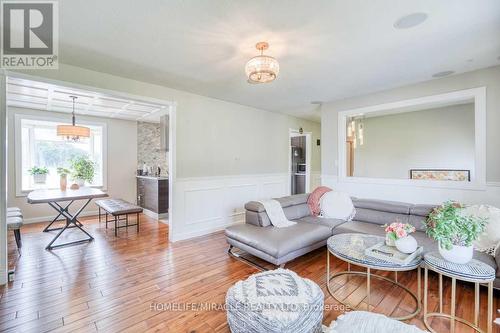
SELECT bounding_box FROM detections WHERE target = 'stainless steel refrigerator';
[290,141,306,194]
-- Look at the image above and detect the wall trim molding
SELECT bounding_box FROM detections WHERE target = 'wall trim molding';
[321,174,500,206]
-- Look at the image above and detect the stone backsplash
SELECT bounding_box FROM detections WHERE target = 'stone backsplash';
[137,121,168,176]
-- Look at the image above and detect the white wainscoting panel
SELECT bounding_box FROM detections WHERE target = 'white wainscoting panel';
[311,172,321,190]
[171,173,289,241]
[322,174,500,207]
[184,187,224,225]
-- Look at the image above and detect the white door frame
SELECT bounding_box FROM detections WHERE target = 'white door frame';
[0,73,7,285]
[0,69,177,284]
[288,129,312,195]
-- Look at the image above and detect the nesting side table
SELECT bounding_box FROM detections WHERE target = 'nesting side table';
[423,252,495,333]
[327,233,422,321]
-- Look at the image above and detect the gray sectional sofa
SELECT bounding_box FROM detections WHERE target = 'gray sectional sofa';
[225,193,500,287]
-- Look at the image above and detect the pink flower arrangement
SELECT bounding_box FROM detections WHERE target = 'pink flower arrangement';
[383,221,416,240]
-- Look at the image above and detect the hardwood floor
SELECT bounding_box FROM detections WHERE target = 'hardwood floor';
[1,214,499,332]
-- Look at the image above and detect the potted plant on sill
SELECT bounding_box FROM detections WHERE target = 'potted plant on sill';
[57,167,71,191]
[28,166,49,184]
[70,156,95,188]
[425,201,487,264]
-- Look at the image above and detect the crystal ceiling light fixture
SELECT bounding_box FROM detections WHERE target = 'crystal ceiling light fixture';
[245,42,279,84]
[57,96,90,142]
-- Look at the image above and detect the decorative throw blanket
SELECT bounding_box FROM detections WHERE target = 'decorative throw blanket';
[307,186,332,216]
[259,199,296,228]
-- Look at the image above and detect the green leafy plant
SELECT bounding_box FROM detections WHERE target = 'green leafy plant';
[28,166,49,175]
[70,156,95,183]
[57,167,71,177]
[425,201,487,250]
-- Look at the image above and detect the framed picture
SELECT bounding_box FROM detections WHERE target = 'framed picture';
[409,169,471,182]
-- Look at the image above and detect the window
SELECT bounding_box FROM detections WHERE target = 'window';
[15,114,107,194]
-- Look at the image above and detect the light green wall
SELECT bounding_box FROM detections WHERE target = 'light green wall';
[15,64,321,178]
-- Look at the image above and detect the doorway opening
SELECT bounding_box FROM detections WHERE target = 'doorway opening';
[289,129,311,195]
[0,72,176,284]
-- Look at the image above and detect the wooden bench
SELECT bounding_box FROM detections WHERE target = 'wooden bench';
[95,199,143,236]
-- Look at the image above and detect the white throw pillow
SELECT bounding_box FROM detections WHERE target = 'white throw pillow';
[320,191,356,221]
[462,204,500,256]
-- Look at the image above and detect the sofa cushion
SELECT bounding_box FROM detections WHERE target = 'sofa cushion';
[409,215,428,232]
[245,194,310,213]
[352,198,412,214]
[332,220,385,236]
[225,222,331,258]
[245,202,311,227]
[276,193,309,208]
[354,208,409,226]
[297,216,347,231]
[410,204,436,217]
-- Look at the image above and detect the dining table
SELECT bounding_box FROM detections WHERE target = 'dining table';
[27,187,108,250]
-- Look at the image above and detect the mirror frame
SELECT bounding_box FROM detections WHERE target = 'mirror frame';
[337,87,486,189]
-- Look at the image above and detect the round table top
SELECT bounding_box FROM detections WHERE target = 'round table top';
[327,233,421,271]
[424,252,495,282]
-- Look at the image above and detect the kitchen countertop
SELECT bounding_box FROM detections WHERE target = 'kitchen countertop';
[136,175,168,180]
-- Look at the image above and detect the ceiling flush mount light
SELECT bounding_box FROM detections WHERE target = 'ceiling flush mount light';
[432,70,455,78]
[394,13,428,29]
[245,42,279,84]
[57,96,90,142]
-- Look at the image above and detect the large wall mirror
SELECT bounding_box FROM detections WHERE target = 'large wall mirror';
[338,88,486,187]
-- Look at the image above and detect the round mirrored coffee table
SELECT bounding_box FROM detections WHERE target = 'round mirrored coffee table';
[423,252,495,333]
[326,233,422,321]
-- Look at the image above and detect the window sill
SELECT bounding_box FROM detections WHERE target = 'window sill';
[16,185,107,198]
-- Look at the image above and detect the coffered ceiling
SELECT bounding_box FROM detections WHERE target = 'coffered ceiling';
[55,0,500,121]
[7,77,168,122]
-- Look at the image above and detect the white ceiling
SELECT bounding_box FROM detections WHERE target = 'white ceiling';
[7,77,168,122]
[57,0,500,122]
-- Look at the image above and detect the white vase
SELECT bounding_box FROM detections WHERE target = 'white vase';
[439,243,473,264]
[75,179,85,187]
[33,174,47,184]
[395,235,418,254]
[385,233,396,247]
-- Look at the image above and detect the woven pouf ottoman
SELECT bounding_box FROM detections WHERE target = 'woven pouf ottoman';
[226,268,324,333]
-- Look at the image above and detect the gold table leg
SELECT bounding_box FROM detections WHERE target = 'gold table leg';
[395,271,398,283]
[439,274,443,313]
[488,282,493,333]
[423,266,491,333]
[451,277,456,333]
[424,267,428,316]
[326,248,330,286]
[367,267,371,311]
[475,283,480,327]
[417,266,421,304]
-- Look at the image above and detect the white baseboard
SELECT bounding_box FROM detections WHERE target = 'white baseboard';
[142,208,168,220]
[171,219,243,242]
[22,210,99,224]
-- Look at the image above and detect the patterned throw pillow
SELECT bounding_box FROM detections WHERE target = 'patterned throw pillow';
[462,204,500,256]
